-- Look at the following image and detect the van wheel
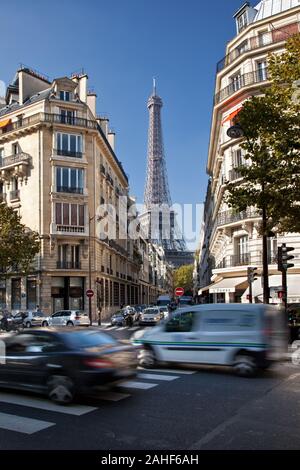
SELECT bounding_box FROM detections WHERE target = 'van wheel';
[47,376,75,405]
[42,321,48,327]
[25,321,31,328]
[138,348,157,369]
[66,321,74,327]
[233,354,257,377]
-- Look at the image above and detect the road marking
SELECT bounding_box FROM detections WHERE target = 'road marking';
[189,414,240,449]
[138,373,179,381]
[119,380,157,390]
[0,411,55,434]
[138,367,197,375]
[0,392,97,416]
[129,326,139,331]
[96,391,130,402]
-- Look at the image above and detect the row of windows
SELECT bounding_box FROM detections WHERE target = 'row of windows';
[55,203,85,227]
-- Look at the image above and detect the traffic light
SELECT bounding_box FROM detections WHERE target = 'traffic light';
[247,267,258,283]
[278,244,295,271]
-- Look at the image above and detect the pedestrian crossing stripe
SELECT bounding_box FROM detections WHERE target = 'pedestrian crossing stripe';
[0,392,97,415]
[0,411,55,434]
[0,367,196,434]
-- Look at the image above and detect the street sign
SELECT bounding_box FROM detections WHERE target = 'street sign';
[175,287,184,297]
[86,289,94,298]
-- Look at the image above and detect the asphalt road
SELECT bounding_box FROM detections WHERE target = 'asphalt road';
[0,324,300,450]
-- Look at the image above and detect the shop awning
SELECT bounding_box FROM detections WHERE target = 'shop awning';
[0,118,11,128]
[222,107,242,125]
[209,277,247,294]
[198,282,215,296]
[242,274,300,303]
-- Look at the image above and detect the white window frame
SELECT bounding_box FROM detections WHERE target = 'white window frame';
[237,11,248,33]
[56,167,84,192]
[56,132,83,156]
[59,90,71,101]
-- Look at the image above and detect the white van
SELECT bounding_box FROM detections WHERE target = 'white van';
[132,304,287,377]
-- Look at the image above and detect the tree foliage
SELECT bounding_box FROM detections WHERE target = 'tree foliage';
[174,264,194,295]
[0,203,40,277]
[225,34,300,234]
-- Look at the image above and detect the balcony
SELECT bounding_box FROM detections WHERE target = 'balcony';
[0,112,97,137]
[108,239,129,257]
[57,186,84,195]
[55,225,86,234]
[216,22,300,73]
[228,168,243,181]
[217,208,260,227]
[10,190,20,201]
[55,149,83,159]
[0,152,31,169]
[215,251,278,269]
[56,261,81,269]
[215,69,269,105]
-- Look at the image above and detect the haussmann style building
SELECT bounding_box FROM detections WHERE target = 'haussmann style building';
[0,66,170,318]
[197,0,300,304]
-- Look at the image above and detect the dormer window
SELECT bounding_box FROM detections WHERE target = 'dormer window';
[60,90,71,101]
[237,10,248,33]
[234,3,257,35]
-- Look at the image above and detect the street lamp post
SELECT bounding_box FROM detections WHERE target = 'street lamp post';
[227,124,269,304]
[88,214,93,326]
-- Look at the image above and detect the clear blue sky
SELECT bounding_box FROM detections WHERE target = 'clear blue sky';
[1,0,244,246]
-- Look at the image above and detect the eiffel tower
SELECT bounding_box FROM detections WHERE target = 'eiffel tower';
[141,80,194,267]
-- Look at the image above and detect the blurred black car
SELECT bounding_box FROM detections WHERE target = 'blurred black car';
[0,328,138,404]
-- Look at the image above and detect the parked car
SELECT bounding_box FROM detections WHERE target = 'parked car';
[139,307,163,326]
[43,310,90,327]
[0,328,138,404]
[133,304,287,376]
[111,311,126,326]
[23,310,48,328]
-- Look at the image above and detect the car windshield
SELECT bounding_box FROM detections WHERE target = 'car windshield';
[144,309,158,315]
[65,331,117,348]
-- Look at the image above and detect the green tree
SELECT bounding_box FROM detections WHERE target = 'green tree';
[174,264,194,295]
[226,34,300,234]
[0,203,40,277]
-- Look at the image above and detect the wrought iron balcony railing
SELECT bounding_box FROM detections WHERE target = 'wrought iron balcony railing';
[217,208,260,226]
[0,112,98,137]
[216,22,300,73]
[215,251,278,270]
[57,186,84,194]
[55,149,83,158]
[215,69,269,105]
[56,261,81,270]
[228,168,243,181]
